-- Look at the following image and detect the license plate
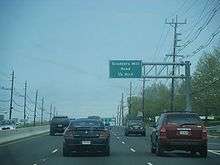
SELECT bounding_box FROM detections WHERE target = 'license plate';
[179,131,189,135]
[57,124,62,127]
[82,141,91,145]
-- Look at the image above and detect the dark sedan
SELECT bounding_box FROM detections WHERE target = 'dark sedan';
[63,118,110,156]
[50,116,70,136]
[125,120,146,136]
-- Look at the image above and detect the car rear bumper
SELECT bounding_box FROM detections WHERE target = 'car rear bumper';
[127,129,145,134]
[159,138,207,150]
[64,139,109,153]
[50,127,66,133]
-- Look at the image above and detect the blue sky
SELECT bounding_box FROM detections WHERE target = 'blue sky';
[0,0,219,120]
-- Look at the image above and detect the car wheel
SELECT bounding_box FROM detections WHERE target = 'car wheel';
[156,141,164,156]
[104,146,110,156]
[125,132,129,136]
[63,143,70,157]
[190,150,197,157]
[50,131,55,136]
[199,146,207,158]
[151,143,156,154]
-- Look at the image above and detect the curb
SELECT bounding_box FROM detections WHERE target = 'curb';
[0,130,49,145]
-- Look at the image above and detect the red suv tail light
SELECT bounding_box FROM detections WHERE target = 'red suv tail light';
[202,127,207,140]
[160,127,167,138]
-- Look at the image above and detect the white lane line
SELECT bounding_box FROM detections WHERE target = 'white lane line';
[33,164,37,165]
[208,150,220,156]
[52,149,58,153]
[147,162,153,165]
[122,141,125,144]
[130,147,136,152]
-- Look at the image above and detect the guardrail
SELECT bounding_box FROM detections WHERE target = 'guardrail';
[0,125,49,144]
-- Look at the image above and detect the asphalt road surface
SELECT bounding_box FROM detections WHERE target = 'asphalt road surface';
[0,127,220,165]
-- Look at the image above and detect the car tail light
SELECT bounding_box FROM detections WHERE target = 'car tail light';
[202,127,207,140]
[160,127,167,137]
[99,131,109,139]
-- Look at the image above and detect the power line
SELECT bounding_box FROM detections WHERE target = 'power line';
[190,25,220,56]
[178,3,220,53]
[12,99,23,107]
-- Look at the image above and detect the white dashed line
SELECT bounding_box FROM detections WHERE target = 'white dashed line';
[130,148,136,152]
[147,162,153,165]
[52,149,58,153]
[208,150,220,156]
[122,141,125,144]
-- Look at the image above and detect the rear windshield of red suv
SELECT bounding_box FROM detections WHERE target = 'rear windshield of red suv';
[166,114,202,125]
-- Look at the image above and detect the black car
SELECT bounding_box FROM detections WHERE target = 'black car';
[125,120,146,136]
[63,118,110,156]
[50,116,70,136]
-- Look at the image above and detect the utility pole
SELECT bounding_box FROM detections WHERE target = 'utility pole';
[165,15,186,111]
[49,104,52,121]
[23,81,27,125]
[129,82,132,115]
[53,106,56,117]
[117,105,120,126]
[121,93,124,126]
[142,67,146,120]
[9,70,14,120]
[41,97,44,125]
[33,90,38,126]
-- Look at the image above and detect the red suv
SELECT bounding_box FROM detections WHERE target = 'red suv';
[150,112,207,157]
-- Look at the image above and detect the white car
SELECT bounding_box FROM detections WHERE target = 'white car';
[0,120,16,130]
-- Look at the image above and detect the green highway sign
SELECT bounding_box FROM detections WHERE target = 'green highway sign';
[109,60,142,78]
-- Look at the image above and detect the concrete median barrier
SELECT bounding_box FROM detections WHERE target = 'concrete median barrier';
[0,125,49,144]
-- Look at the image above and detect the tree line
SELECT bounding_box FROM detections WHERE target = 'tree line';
[128,48,220,119]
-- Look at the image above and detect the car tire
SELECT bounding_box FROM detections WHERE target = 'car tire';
[104,146,110,156]
[190,149,197,157]
[156,141,164,156]
[151,143,156,154]
[199,146,207,158]
[63,143,70,157]
[50,130,55,136]
[125,132,128,136]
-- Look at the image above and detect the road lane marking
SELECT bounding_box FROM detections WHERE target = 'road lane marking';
[116,136,120,139]
[147,162,153,165]
[33,164,37,165]
[52,149,58,153]
[130,147,136,152]
[122,141,125,144]
[208,150,220,155]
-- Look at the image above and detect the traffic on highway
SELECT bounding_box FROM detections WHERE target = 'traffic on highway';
[1,0,220,165]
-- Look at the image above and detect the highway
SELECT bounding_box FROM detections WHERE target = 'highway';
[0,127,220,165]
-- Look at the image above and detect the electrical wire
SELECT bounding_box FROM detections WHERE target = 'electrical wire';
[12,99,23,107]
[178,2,220,53]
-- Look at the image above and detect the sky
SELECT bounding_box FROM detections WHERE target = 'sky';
[0,0,220,120]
